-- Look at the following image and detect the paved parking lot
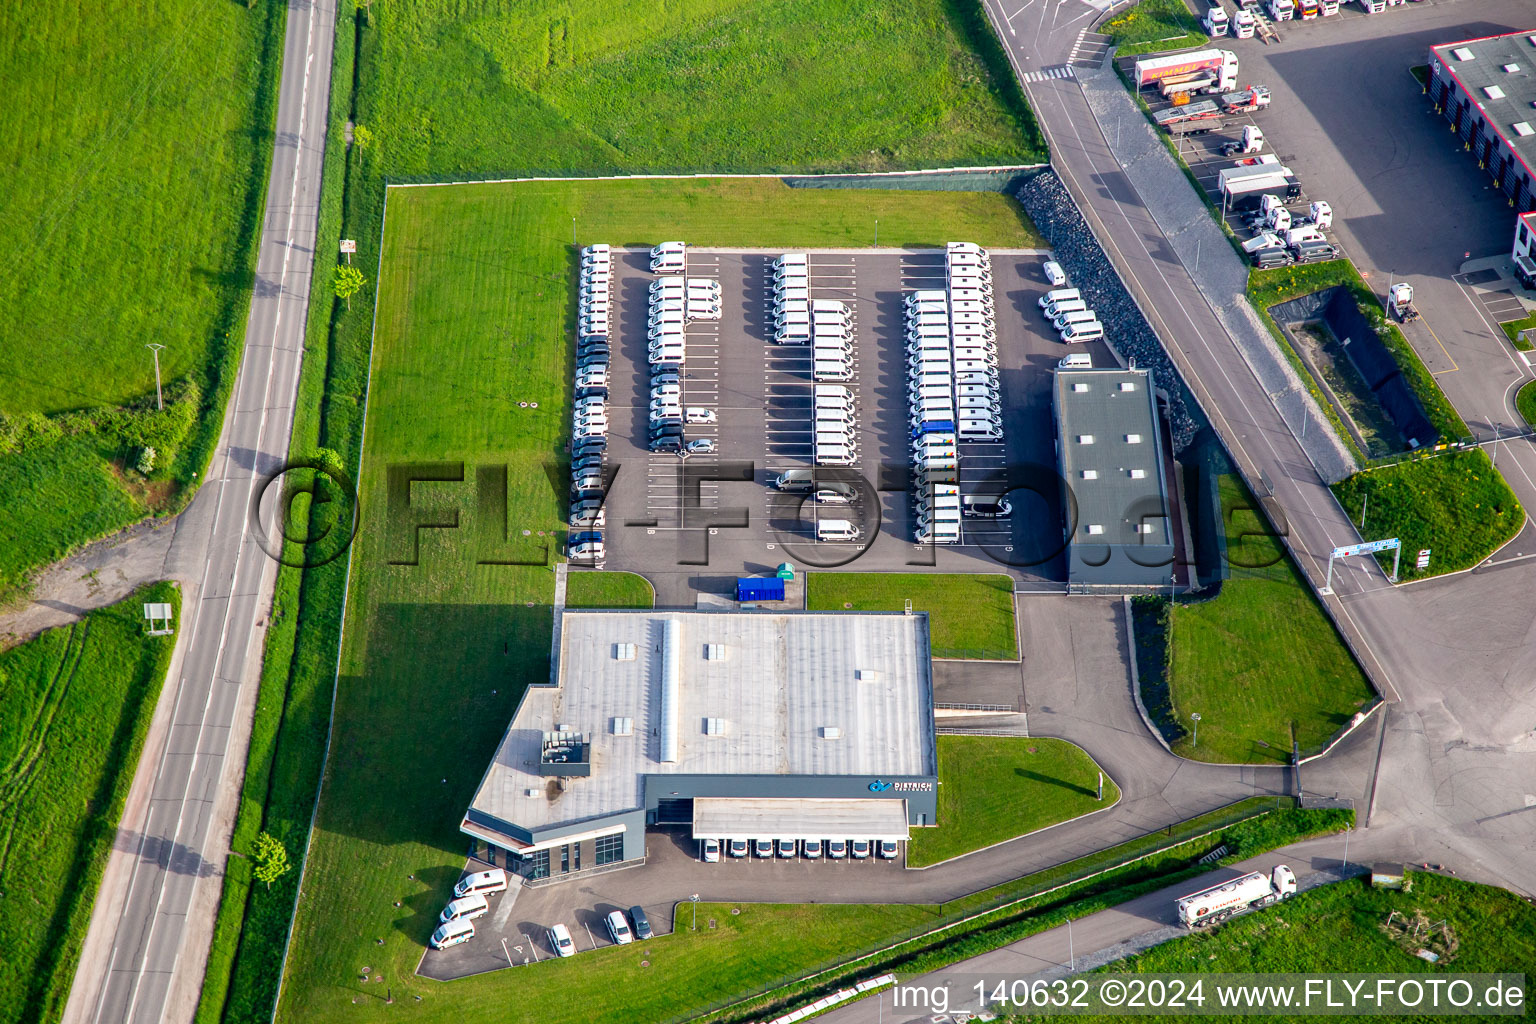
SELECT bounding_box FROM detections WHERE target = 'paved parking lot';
[593,247,1126,595]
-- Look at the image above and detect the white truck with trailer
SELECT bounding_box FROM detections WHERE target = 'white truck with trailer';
[1176,865,1296,927]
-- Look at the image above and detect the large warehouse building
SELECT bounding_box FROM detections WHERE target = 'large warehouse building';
[461,610,938,884]
[1053,364,1175,589]
[1427,31,1536,214]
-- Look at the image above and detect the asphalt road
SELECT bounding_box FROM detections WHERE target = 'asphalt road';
[61,1,338,1022]
[979,0,1536,900]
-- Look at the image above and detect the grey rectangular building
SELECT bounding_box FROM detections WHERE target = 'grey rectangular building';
[462,610,938,883]
[1053,365,1175,588]
[1427,31,1536,213]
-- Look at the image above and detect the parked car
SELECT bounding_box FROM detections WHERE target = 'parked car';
[606,910,634,945]
[629,905,653,940]
[438,894,488,924]
[728,839,749,858]
[454,869,507,898]
[701,838,720,862]
[547,922,576,958]
[685,407,716,424]
[429,918,475,949]
[685,438,717,455]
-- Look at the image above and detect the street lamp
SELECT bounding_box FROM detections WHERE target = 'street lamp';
[690,893,700,931]
[1191,712,1202,748]
[145,343,165,411]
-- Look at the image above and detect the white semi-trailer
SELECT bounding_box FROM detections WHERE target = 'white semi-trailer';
[1133,49,1240,93]
[1176,865,1297,927]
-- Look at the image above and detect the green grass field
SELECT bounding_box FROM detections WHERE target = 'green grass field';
[1102,0,1205,57]
[1331,450,1522,580]
[805,573,1019,658]
[0,0,281,598]
[362,0,1043,179]
[907,737,1117,867]
[564,571,655,609]
[0,582,179,1024]
[272,181,1038,1024]
[1164,475,1376,763]
[1499,311,1536,351]
[1093,873,1536,1018]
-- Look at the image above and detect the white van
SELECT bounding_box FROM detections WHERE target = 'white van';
[911,371,952,388]
[773,264,809,283]
[1060,320,1105,344]
[1044,298,1087,319]
[813,361,852,381]
[957,383,997,399]
[914,385,952,404]
[773,299,809,317]
[816,519,862,541]
[649,297,685,315]
[906,289,948,306]
[651,241,685,258]
[813,313,852,331]
[953,359,995,375]
[774,252,808,270]
[1039,288,1080,309]
[812,326,850,344]
[916,521,962,544]
[815,394,854,412]
[439,894,489,924]
[906,325,950,342]
[1052,308,1098,331]
[650,347,686,365]
[812,298,849,314]
[905,311,948,327]
[648,312,686,328]
[774,312,810,330]
[582,243,611,259]
[952,348,994,366]
[814,445,857,466]
[454,869,508,899]
[816,432,856,450]
[652,254,685,273]
[951,300,990,317]
[430,917,475,950]
[951,311,994,327]
[814,384,850,399]
[776,330,810,345]
[1059,353,1094,369]
[959,394,996,412]
[815,411,855,428]
[949,273,990,290]
[960,419,1005,440]
[907,336,952,353]
[949,290,993,309]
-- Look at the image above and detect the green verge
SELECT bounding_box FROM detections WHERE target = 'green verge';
[1331,450,1523,580]
[1102,0,1205,57]
[1160,474,1375,764]
[1247,261,1469,447]
[0,0,284,602]
[1518,380,1536,431]
[1092,873,1536,1019]
[0,581,179,1024]
[906,736,1119,868]
[1500,311,1536,351]
[564,571,655,610]
[805,573,1019,659]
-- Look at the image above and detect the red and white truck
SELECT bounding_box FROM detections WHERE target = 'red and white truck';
[1221,85,1271,113]
[1134,50,1240,96]
[1176,865,1297,927]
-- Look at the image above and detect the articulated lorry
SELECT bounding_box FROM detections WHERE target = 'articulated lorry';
[1219,165,1302,210]
[1134,49,1239,95]
[1176,865,1296,927]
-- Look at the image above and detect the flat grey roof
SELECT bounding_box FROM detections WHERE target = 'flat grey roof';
[467,611,936,834]
[1432,31,1536,176]
[692,798,911,841]
[1054,366,1170,550]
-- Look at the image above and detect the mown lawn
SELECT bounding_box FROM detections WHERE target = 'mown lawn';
[565,571,655,609]
[805,573,1018,658]
[364,0,1043,178]
[1165,476,1376,764]
[1499,311,1536,351]
[0,582,179,1024]
[274,181,1035,1024]
[1331,450,1523,580]
[1102,0,1205,57]
[1518,380,1536,430]
[1094,873,1536,1019]
[907,737,1117,867]
[0,0,281,595]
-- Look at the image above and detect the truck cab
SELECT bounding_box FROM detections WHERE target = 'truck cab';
[1232,9,1256,37]
[1357,0,1384,11]
[1298,0,1319,18]
[1320,0,1339,12]
[1266,0,1294,19]
[1203,4,1230,36]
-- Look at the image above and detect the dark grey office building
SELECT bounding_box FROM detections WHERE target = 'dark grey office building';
[1427,31,1536,213]
[1053,365,1175,589]
[462,610,938,884]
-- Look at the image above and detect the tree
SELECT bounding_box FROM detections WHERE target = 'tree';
[353,123,374,152]
[252,831,291,890]
[333,264,366,312]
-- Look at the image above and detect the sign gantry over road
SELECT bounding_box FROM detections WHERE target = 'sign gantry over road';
[1321,538,1402,593]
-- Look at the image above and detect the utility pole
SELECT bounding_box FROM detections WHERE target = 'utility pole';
[572,216,577,246]
[145,343,165,410]
[1068,916,1075,971]
[874,219,879,247]
[1191,712,1202,748]
[1360,493,1368,530]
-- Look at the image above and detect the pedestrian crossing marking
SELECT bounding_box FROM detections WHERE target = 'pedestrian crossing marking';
[1022,65,1076,83]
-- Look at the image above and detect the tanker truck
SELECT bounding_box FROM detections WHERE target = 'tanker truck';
[1176,864,1297,927]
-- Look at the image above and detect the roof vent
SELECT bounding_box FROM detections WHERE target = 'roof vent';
[1504,63,1521,73]
[1072,382,1089,392]
[704,717,726,735]
[855,669,881,683]
[1453,47,1474,61]
[1139,523,1157,535]
[1119,381,1136,392]
[1087,524,1105,536]
[821,726,843,739]
[1078,434,1094,445]
[525,788,540,798]
[1485,85,1506,99]
[1126,433,1143,444]
[613,642,636,661]
[1130,468,1148,479]
[611,716,633,736]
[704,643,727,661]
[1515,121,1535,137]
[1082,469,1099,480]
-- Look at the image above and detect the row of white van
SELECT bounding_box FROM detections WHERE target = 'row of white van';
[770,253,818,344]
[903,297,1002,439]
[578,246,613,337]
[915,483,963,545]
[811,383,858,460]
[1037,287,1106,345]
[650,240,686,274]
